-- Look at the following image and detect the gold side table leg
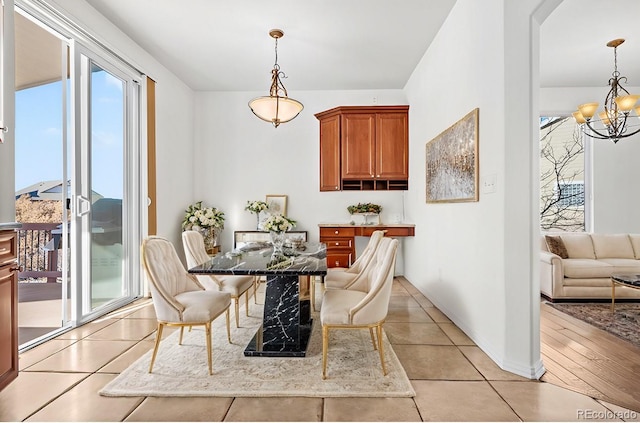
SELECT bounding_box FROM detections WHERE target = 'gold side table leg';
[611,279,615,312]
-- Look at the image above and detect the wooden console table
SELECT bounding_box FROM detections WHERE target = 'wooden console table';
[318,224,415,268]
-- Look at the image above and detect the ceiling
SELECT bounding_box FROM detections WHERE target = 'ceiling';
[16,0,640,93]
[84,0,458,92]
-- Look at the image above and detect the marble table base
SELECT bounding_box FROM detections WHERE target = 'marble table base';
[244,275,312,357]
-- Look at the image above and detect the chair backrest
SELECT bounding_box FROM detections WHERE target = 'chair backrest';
[349,238,398,325]
[182,231,222,290]
[182,230,211,268]
[347,230,385,274]
[141,236,203,322]
[346,236,395,292]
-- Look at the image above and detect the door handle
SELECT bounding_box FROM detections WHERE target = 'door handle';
[76,195,91,217]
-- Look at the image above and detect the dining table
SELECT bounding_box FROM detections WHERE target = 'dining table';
[188,240,327,357]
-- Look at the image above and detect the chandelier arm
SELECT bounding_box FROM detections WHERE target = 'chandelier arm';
[582,120,619,140]
[582,119,640,140]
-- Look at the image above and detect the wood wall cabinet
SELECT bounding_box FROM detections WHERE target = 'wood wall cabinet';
[0,229,19,392]
[319,224,415,268]
[315,105,409,191]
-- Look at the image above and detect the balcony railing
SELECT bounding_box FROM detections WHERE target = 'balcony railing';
[17,222,62,283]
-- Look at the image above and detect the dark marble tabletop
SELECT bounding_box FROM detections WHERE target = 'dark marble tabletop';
[188,241,327,276]
[611,273,640,287]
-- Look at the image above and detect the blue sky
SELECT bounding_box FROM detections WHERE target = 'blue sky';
[15,70,124,200]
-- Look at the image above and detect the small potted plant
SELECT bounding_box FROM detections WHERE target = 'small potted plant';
[347,202,382,225]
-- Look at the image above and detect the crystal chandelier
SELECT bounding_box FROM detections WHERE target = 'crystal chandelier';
[572,39,640,143]
[248,29,303,128]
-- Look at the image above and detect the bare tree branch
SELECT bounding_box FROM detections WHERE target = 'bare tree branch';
[539,118,585,231]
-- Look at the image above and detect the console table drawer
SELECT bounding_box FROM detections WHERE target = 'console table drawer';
[320,227,356,238]
[323,239,352,248]
[327,252,352,269]
[361,226,415,237]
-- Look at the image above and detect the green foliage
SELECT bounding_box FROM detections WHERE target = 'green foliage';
[347,202,382,214]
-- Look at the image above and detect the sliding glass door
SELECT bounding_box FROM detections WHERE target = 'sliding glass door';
[11,2,146,345]
[70,44,142,322]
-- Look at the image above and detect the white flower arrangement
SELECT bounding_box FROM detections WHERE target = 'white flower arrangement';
[262,213,296,233]
[245,200,269,215]
[182,201,225,230]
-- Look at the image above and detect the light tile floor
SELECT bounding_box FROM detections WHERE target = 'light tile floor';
[1,278,637,422]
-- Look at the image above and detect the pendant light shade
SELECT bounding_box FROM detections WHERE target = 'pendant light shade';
[248,29,303,128]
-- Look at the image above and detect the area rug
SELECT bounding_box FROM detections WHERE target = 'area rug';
[100,302,415,398]
[548,302,640,348]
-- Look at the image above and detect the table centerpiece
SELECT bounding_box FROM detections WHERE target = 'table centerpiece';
[262,213,296,255]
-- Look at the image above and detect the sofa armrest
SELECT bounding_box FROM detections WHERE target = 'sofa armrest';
[540,250,564,299]
[540,250,561,265]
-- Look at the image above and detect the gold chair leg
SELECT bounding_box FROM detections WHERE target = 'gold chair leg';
[377,324,387,376]
[226,308,231,343]
[179,326,185,345]
[235,298,240,328]
[311,277,316,312]
[369,327,377,350]
[205,322,213,375]
[322,325,329,379]
[149,323,164,373]
[245,290,250,316]
[254,277,259,304]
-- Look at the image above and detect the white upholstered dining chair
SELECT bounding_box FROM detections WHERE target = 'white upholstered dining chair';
[182,230,255,328]
[311,230,385,311]
[141,236,231,375]
[320,237,398,379]
[323,230,385,290]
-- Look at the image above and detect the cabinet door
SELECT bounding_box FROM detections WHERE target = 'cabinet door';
[376,112,408,179]
[319,114,341,191]
[0,265,18,392]
[341,113,375,179]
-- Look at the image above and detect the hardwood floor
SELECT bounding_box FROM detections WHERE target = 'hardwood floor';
[540,301,640,412]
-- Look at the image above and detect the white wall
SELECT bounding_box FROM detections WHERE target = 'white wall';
[44,0,196,248]
[540,86,640,233]
[193,89,411,271]
[402,0,546,378]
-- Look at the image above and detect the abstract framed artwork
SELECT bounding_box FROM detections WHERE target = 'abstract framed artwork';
[425,108,479,203]
[265,194,288,215]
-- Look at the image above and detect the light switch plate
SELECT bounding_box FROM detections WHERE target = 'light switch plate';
[482,174,497,194]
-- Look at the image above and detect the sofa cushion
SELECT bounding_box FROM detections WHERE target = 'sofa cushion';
[597,258,640,274]
[560,234,595,259]
[629,234,640,259]
[591,234,635,259]
[563,259,613,279]
[545,235,568,259]
[563,277,616,287]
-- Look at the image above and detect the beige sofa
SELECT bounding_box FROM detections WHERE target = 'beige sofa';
[540,233,640,301]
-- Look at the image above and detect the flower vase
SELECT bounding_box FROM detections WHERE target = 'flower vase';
[269,231,285,255]
[256,214,261,230]
[201,227,218,255]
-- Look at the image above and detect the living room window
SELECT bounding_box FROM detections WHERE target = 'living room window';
[555,181,585,208]
[539,116,587,232]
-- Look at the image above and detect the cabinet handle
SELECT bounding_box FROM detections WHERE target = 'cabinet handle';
[335,260,340,266]
[334,230,339,235]
[335,242,339,246]
[0,248,7,253]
